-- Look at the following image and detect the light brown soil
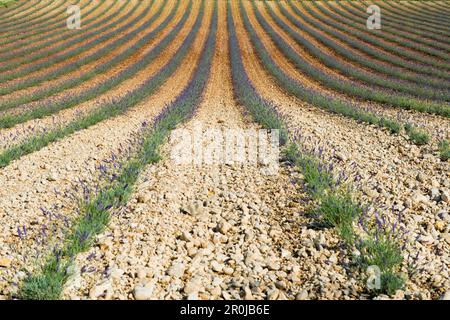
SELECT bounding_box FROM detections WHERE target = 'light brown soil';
[232,0,450,299]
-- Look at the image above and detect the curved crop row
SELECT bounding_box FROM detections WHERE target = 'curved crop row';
[304,1,450,72]
[230,0,405,296]
[264,2,448,102]
[418,1,450,18]
[0,0,145,82]
[0,0,66,33]
[0,0,174,120]
[251,1,449,117]
[336,1,450,53]
[0,0,54,28]
[239,0,430,145]
[0,0,88,45]
[0,1,135,96]
[276,1,449,91]
[390,0,450,27]
[0,0,204,166]
[359,0,450,35]
[0,0,32,21]
[292,1,450,81]
[320,1,450,63]
[18,0,218,300]
[0,0,110,56]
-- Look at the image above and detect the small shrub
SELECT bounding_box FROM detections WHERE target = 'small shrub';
[438,140,450,161]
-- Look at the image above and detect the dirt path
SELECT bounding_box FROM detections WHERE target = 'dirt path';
[0,0,211,299]
[61,0,362,301]
[232,0,450,299]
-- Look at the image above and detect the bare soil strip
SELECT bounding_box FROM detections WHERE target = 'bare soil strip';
[244,1,449,143]
[234,0,450,300]
[0,0,211,299]
[62,0,358,301]
[0,0,196,152]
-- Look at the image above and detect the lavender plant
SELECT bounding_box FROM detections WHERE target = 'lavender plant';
[438,139,450,161]
[311,1,450,68]
[252,1,450,117]
[0,0,200,167]
[19,0,217,300]
[294,1,450,81]
[0,0,112,56]
[231,1,406,296]
[266,2,450,94]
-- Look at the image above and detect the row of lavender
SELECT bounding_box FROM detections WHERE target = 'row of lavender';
[0,0,192,167]
[230,0,405,296]
[255,1,449,118]
[18,0,218,300]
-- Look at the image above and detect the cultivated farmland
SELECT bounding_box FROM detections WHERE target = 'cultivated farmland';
[0,0,448,301]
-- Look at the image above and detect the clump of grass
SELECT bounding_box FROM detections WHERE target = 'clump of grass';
[404,123,430,145]
[19,251,68,300]
[356,232,405,295]
[316,193,361,244]
[438,139,450,161]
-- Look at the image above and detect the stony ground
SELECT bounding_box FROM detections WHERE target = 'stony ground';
[63,2,361,300]
[0,0,448,300]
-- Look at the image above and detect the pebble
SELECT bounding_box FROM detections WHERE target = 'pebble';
[89,280,113,299]
[167,262,185,279]
[296,290,309,300]
[0,258,12,268]
[133,285,154,300]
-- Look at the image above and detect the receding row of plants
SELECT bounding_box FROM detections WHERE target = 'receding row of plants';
[251,1,449,118]
[388,0,450,27]
[0,0,65,34]
[242,0,431,144]
[230,0,405,296]
[0,0,180,126]
[0,0,67,33]
[0,0,153,99]
[0,0,202,167]
[344,0,450,45]
[386,0,450,28]
[350,1,450,47]
[421,0,450,15]
[18,0,217,300]
[322,1,450,62]
[415,1,450,20]
[278,1,449,91]
[358,0,450,36]
[418,0,450,13]
[264,2,448,102]
[291,1,450,82]
[0,0,144,77]
[0,0,89,46]
[0,0,27,18]
[0,0,109,56]
[0,0,52,27]
[303,1,450,74]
